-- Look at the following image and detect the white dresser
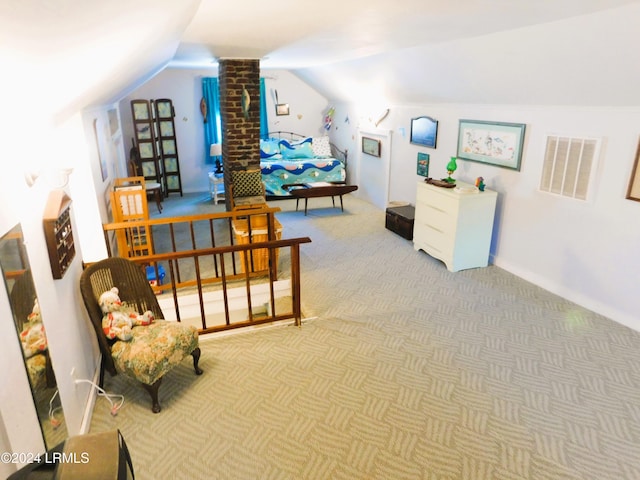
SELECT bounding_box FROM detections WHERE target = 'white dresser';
[413,180,498,272]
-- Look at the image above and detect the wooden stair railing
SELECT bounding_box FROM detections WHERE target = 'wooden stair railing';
[98,208,311,333]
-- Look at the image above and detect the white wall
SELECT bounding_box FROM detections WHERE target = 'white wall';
[0,115,101,466]
[263,70,330,138]
[119,68,331,194]
[328,102,640,330]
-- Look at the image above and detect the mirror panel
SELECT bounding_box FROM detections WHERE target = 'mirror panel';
[0,224,67,449]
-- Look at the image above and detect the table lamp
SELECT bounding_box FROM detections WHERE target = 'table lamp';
[210,143,222,173]
[445,156,457,183]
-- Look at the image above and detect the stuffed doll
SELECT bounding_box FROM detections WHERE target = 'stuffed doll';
[20,299,48,358]
[99,287,154,341]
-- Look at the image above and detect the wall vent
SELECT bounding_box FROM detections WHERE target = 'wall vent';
[539,135,600,200]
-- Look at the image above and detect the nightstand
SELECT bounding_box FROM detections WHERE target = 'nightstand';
[413,180,497,272]
[208,172,225,205]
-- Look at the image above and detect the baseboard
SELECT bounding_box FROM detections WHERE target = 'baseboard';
[78,358,101,435]
[493,257,640,333]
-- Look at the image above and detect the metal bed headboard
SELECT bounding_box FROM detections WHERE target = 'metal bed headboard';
[263,131,348,169]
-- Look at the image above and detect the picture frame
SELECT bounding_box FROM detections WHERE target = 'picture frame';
[417,153,430,177]
[457,119,526,171]
[626,137,640,202]
[275,103,290,116]
[410,116,438,148]
[362,136,381,157]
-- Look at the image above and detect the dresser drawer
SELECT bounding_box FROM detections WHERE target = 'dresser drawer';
[415,200,456,233]
[416,185,459,214]
[413,223,454,255]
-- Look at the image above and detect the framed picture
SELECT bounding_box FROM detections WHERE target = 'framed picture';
[410,116,438,148]
[457,119,526,170]
[362,137,381,157]
[417,153,430,177]
[626,137,640,201]
[276,104,290,116]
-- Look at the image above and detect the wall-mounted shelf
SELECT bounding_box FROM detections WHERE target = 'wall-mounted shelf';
[43,190,75,279]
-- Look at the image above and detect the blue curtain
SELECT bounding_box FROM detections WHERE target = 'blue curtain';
[202,77,221,165]
[202,77,268,164]
[260,78,268,138]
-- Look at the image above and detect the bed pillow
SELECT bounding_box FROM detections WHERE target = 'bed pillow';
[312,136,332,157]
[279,137,312,148]
[280,139,314,159]
[260,139,282,159]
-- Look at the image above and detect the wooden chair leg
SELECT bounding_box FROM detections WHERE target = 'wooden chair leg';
[142,378,163,413]
[191,347,204,375]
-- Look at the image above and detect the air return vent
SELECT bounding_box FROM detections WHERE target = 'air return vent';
[539,135,600,200]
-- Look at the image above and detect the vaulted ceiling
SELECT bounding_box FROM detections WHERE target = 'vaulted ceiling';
[174,0,637,71]
[2,0,639,123]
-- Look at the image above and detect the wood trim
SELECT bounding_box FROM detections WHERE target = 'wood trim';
[626,137,640,201]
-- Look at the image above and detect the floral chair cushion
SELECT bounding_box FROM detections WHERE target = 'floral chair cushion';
[25,354,48,390]
[110,320,199,386]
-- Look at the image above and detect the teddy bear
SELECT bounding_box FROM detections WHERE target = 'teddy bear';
[99,287,154,341]
[20,299,48,358]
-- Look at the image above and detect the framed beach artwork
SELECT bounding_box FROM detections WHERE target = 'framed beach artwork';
[417,153,430,177]
[457,119,526,171]
[410,116,438,148]
[362,136,381,157]
[276,103,290,116]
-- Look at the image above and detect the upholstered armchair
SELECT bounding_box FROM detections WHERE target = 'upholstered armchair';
[230,169,266,210]
[80,257,203,413]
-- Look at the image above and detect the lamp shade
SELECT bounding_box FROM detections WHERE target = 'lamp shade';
[209,143,222,157]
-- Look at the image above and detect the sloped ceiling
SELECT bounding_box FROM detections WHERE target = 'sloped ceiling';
[1,0,200,123]
[2,0,639,122]
[294,3,640,106]
[174,0,640,106]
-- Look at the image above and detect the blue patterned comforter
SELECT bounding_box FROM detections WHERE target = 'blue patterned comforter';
[261,158,346,196]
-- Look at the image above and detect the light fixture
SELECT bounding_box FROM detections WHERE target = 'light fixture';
[210,144,223,174]
[209,143,222,157]
[24,167,74,188]
[24,170,40,187]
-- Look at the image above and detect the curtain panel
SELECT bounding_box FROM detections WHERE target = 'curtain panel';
[202,77,221,165]
[201,77,269,165]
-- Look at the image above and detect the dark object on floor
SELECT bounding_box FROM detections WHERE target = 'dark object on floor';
[284,182,358,215]
[385,205,415,240]
[8,430,134,480]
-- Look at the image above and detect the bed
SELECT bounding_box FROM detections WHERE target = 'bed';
[260,131,348,197]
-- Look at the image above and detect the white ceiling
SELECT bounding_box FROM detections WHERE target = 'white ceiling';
[2,0,639,120]
[173,0,638,69]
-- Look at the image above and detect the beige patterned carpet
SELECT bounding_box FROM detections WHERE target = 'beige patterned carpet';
[89,192,640,479]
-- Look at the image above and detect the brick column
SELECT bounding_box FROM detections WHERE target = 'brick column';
[219,59,261,210]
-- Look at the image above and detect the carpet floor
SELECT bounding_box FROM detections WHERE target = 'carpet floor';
[89,192,640,479]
